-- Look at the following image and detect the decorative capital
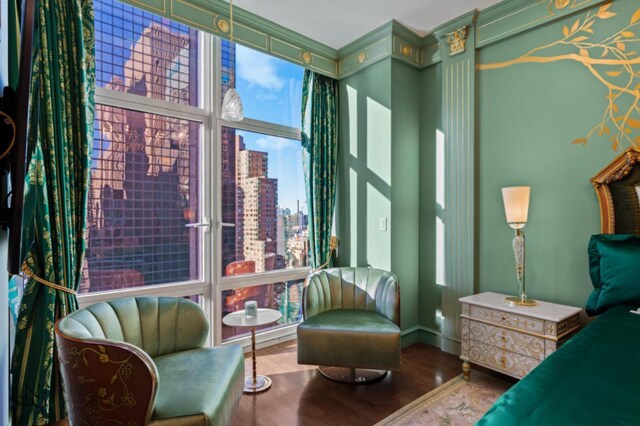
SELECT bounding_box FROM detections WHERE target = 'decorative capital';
[445,26,468,56]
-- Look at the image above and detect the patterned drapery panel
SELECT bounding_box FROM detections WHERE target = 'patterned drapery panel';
[10,0,95,423]
[301,70,338,268]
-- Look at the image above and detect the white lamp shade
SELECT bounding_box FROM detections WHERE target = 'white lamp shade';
[502,186,530,225]
[221,88,244,122]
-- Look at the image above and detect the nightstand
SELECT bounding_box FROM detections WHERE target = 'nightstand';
[459,292,582,380]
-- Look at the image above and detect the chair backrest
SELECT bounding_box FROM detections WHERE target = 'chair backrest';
[303,267,400,325]
[55,325,158,425]
[57,296,208,358]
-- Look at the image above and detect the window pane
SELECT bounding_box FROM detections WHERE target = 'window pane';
[81,105,201,293]
[221,40,303,128]
[221,127,308,276]
[221,280,304,341]
[95,0,199,106]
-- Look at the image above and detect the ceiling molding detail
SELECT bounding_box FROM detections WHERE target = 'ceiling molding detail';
[119,0,608,79]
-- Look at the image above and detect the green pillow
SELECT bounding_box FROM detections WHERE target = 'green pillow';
[586,234,640,316]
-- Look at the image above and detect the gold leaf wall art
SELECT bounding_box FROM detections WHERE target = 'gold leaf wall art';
[480,3,640,150]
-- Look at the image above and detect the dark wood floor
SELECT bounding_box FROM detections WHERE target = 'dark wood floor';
[231,341,463,426]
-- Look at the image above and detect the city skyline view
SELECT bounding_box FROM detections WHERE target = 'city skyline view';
[83,0,310,342]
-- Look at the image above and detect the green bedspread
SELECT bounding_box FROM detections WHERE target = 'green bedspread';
[478,304,640,426]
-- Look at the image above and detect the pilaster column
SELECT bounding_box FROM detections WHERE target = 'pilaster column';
[434,11,477,353]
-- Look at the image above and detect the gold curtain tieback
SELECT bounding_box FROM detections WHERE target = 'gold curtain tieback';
[20,264,77,295]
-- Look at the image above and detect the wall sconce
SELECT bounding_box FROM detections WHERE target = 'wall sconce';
[502,186,536,307]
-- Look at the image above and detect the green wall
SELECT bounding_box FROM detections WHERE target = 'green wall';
[391,60,421,342]
[476,0,637,308]
[338,0,640,348]
[418,64,442,333]
[336,58,423,343]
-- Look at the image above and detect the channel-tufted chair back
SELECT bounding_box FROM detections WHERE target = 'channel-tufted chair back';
[55,296,244,426]
[57,296,208,358]
[303,267,400,325]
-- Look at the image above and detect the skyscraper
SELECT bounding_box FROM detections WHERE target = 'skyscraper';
[220,40,238,273]
[235,136,278,272]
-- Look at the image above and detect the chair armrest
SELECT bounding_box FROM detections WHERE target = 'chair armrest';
[55,322,158,425]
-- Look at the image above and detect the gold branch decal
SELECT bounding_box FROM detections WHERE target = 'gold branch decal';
[480,3,640,150]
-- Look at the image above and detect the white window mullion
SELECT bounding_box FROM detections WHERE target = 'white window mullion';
[211,36,224,346]
[95,87,208,121]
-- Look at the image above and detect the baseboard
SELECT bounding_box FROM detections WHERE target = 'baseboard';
[401,325,441,348]
[439,335,461,355]
[401,326,462,356]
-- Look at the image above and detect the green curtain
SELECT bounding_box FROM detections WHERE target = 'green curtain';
[301,70,338,268]
[10,0,95,424]
[8,0,21,89]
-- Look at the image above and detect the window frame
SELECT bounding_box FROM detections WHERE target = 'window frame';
[80,31,215,343]
[79,10,311,349]
[213,37,310,348]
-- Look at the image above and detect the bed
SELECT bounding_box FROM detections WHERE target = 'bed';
[479,148,640,426]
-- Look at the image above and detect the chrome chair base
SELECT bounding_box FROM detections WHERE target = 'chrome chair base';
[318,366,388,384]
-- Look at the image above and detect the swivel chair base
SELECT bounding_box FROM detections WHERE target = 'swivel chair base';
[318,366,387,384]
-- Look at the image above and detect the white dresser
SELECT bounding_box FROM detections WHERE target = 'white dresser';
[459,292,582,380]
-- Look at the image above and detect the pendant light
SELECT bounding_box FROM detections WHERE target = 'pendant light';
[221,0,244,122]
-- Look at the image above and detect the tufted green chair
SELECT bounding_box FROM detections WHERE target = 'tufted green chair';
[55,296,244,425]
[297,267,401,383]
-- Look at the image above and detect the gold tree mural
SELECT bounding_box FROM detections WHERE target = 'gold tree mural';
[480,3,640,150]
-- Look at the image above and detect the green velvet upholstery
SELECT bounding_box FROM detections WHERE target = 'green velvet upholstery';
[297,267,401,370]
[586,234,640,316]
[56,297,244,425]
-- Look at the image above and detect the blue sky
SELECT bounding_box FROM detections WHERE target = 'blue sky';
[95,0,307,215]
[234,46,306,214]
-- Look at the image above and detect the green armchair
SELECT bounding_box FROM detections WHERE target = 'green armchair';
[297,267,401,382]
[55,296,244,425]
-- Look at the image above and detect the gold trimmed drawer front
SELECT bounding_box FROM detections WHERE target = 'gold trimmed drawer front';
[466,320,545,360]
[467,340,539,379]
[469,305,544,334]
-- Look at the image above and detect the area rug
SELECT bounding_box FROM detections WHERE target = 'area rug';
[376,372,512,426]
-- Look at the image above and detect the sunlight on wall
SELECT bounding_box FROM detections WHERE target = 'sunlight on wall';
[366,97,391,185]
[347,85,358,157]
[367,182,391,270]
[349,168,358,266]
[436,129,446,287]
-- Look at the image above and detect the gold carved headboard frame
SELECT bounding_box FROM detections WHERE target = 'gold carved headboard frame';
[591,148,640,234]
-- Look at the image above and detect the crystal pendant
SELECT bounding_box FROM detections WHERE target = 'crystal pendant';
[221,88,244,122]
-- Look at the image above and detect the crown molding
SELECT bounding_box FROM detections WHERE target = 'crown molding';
[475,0,607,48]
[432,10,477,40]
[119,0,609,79]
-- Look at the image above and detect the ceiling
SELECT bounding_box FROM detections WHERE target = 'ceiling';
[231,0,503,50]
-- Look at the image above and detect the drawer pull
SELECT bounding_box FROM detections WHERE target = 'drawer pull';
[500,335,506,342]
[500,356,507,365]
[501,316,506,321]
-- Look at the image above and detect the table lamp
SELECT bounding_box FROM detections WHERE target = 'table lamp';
[502,186,536,307]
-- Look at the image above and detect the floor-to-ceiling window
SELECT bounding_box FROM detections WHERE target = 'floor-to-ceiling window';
[80,0,308,346]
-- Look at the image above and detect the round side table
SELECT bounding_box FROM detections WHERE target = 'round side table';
[222,308,282,393]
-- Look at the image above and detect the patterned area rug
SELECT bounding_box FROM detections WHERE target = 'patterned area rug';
[376,372,512,426]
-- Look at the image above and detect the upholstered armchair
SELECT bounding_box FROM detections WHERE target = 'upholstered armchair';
[55,296,244,425]
[297,267,401,382]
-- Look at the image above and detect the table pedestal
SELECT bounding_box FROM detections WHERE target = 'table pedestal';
[243,326,272,393]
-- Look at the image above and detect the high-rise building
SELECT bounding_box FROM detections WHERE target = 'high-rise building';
[236,137,278,273]
[220,40,238,273]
